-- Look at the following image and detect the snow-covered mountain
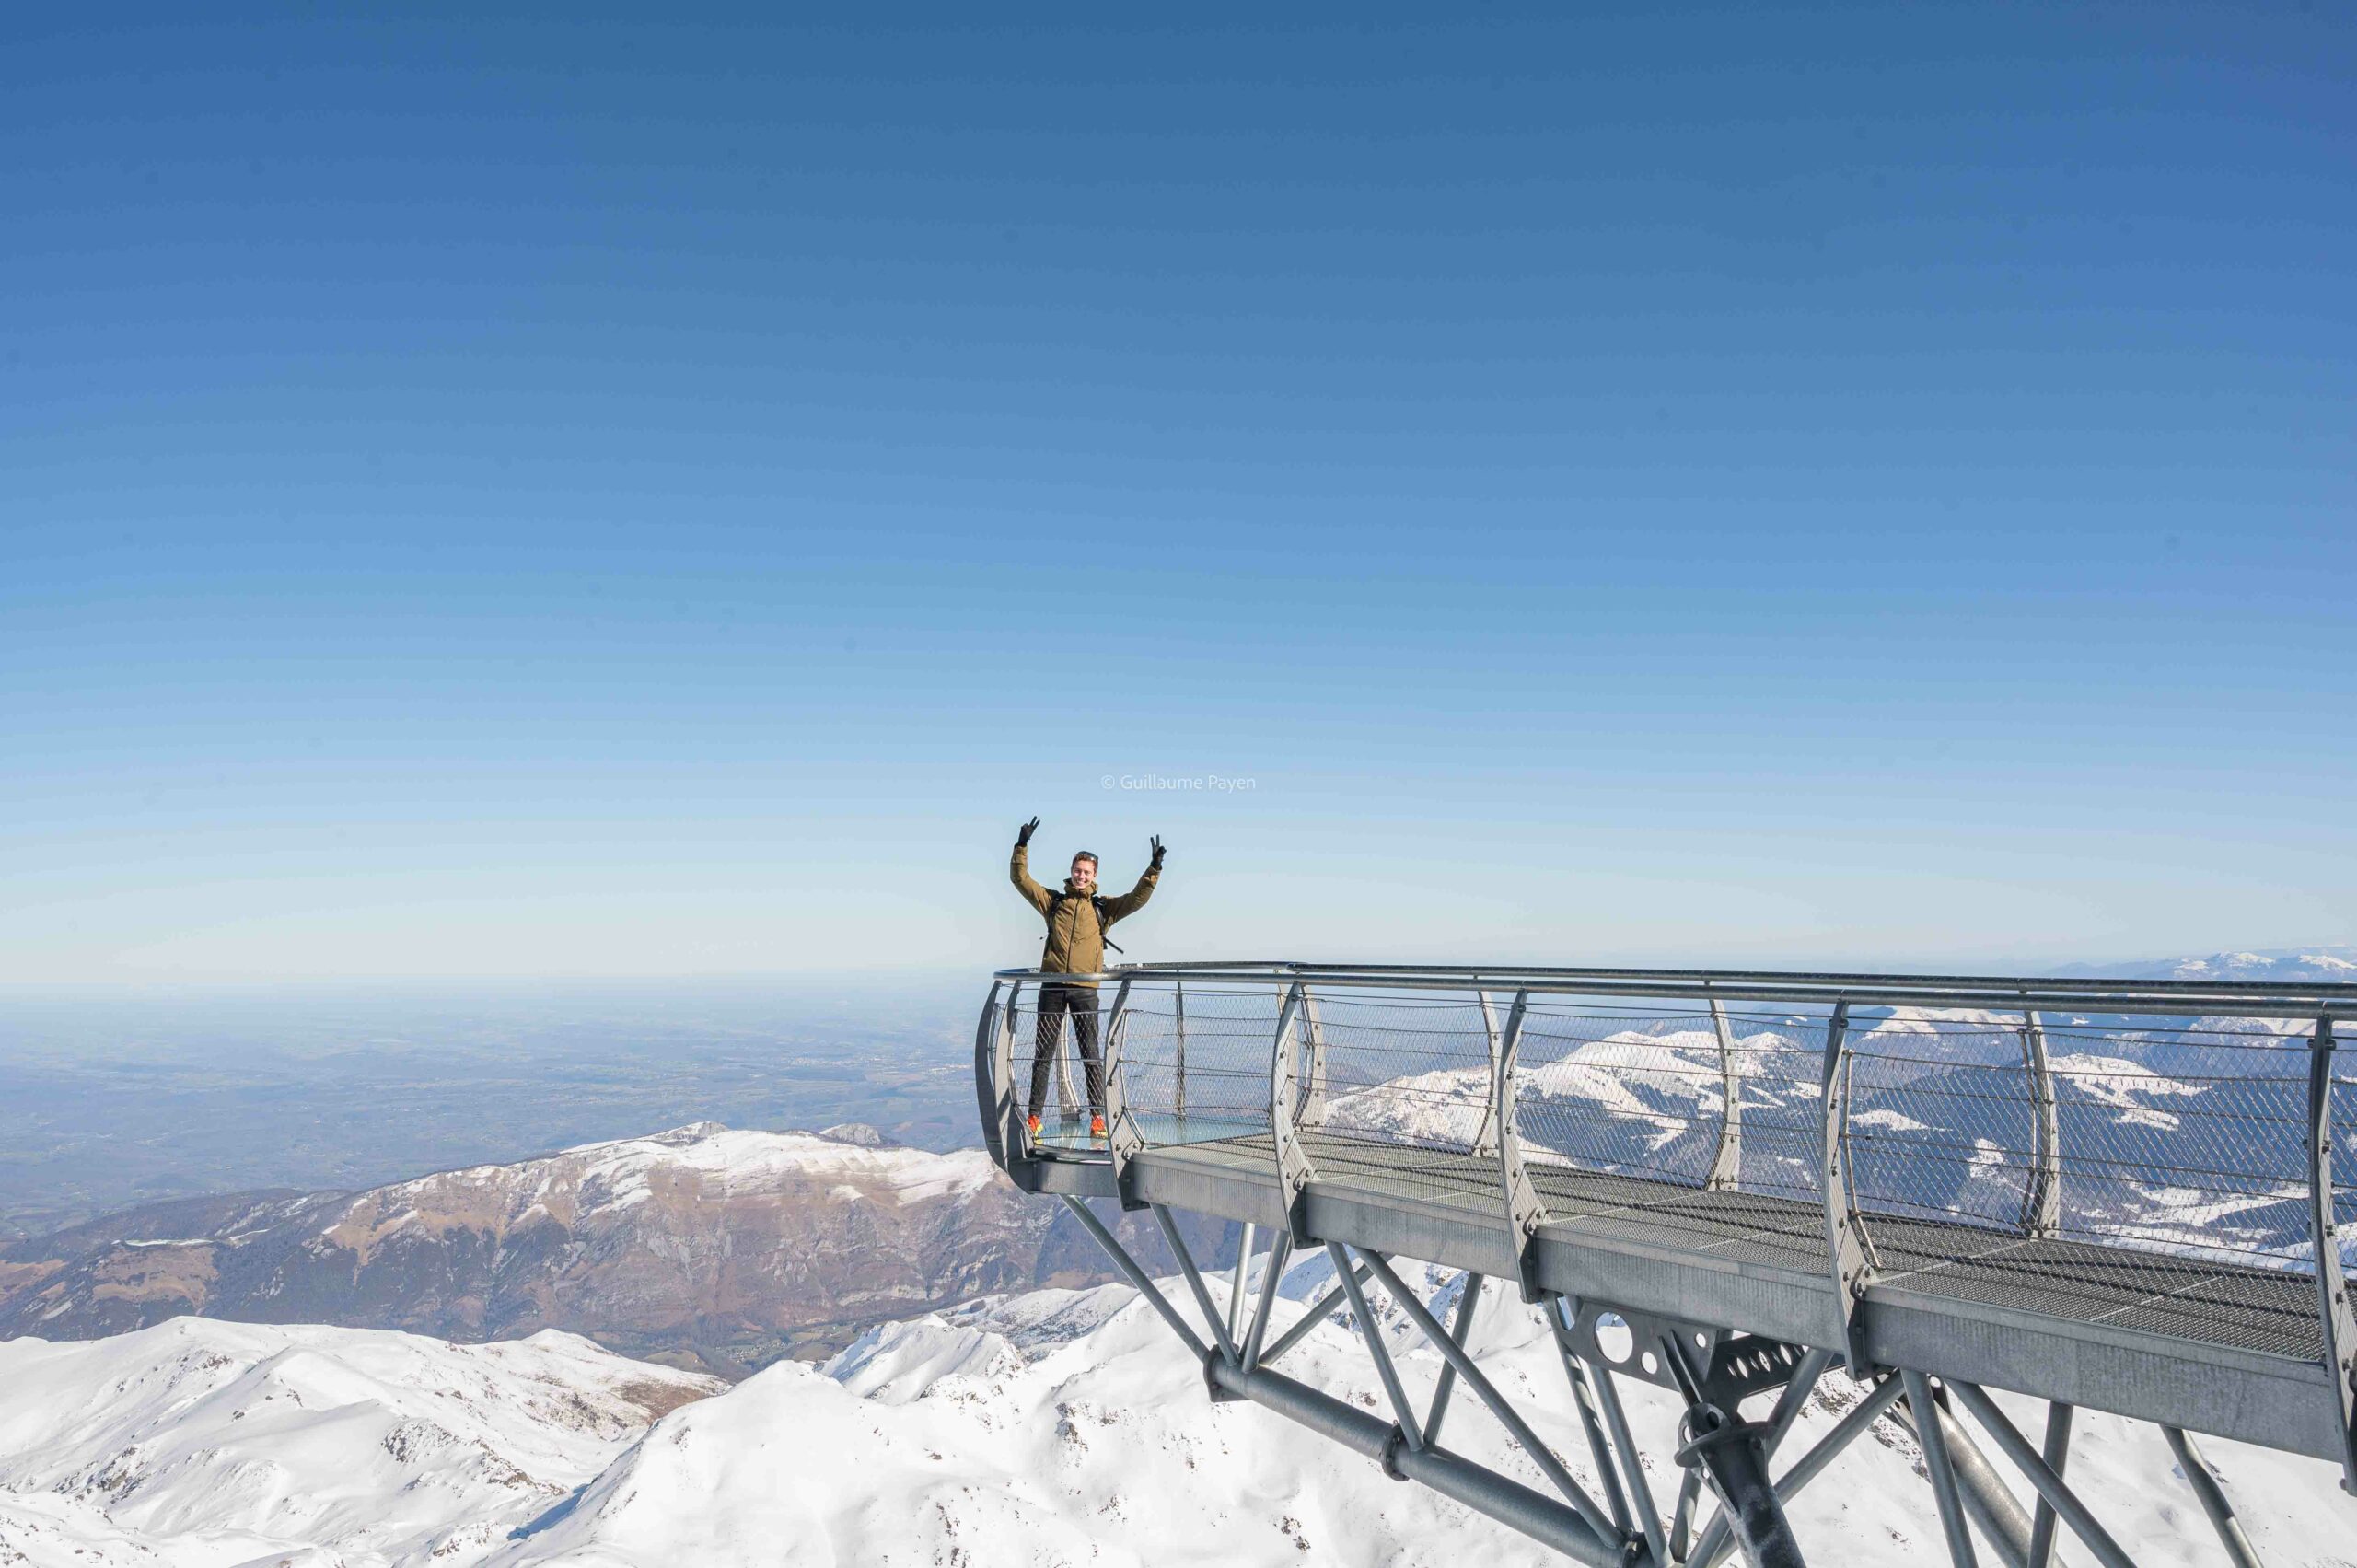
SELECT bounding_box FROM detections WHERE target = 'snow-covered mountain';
[6,1257,2348,1566]
[0,1318,720,1568]
[0,1124,1197,1375]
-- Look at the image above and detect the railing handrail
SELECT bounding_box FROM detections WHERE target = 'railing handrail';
[991,961,2357,1021]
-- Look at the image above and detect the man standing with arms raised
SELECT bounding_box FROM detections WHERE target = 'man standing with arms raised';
[1010,817,1165,1141]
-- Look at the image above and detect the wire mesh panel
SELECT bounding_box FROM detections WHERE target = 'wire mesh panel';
[1003,984,1110,1152]
[1513,1001,1731,1192]
[1295,988,1502,1204]
[1104,980,1282,1149]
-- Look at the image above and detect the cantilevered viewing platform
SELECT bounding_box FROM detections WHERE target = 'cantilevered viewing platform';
[976,961,2357,1568]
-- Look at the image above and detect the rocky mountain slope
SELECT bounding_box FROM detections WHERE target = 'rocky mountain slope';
[4,1255,2347,1567]
[0,1123,1176,1376]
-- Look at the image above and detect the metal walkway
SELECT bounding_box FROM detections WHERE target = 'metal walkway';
[976,961,2357,1568]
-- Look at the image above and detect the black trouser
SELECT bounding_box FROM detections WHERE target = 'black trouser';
[1028,982,1104,1121]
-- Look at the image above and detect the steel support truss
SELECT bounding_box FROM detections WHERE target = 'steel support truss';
[1052,1184,2302,1567]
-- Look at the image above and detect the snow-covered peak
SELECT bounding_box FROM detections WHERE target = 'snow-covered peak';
[0,1318,719,1567]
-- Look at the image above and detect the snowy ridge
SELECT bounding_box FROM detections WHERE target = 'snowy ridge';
[5,1265,2351,1564]
[0,1318,719,1568]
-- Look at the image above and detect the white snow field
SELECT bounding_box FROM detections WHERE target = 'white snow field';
[483,1254,2353,1568]
[5,1258,2351,1565]
[0,1318,721,1568]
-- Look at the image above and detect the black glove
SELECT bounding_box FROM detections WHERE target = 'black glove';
[1016,816,1040,848]
[1149,834,1166,870]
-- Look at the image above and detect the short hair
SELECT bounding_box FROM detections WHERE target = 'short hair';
[1072,851,1099,867]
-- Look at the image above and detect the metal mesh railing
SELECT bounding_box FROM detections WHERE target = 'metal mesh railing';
[981,964,2356,1364]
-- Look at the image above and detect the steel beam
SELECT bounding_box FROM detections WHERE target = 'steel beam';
[1328,1244,1422,1454]
[1422,1272,1483,1446]
[2025,1403,2071,1568]
[2308,1016,2357,1491]
[1889,1392,2031,1568]
[1202,1359,1633,1568]
[1591,1354,1667,1567]
[1154,1203,1238,1364]
[1226,1221,1258,1341]
[1546,1304,1636,1534]
[1818,1001,1875,1372]
[1946,1380,2137,1568]
[2164,1426,2265,1568]
[1256,1255,1372,1370]
[1902,1371,1980,1568]
[1661,1330,1804,1568]
[1494,989,1548,1301]
[1692,1375,1908,1568]
[1356,1252,1625,1545]
[1706,998,1742,1191]
[2020,1011,2061,1239]
[1240,1229,1294,1371]
[1058,1195,1208,1361]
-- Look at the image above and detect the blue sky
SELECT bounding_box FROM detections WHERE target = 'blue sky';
[4,4,2351,982]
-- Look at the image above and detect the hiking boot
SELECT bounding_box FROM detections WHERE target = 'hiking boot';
[1089,1115,1107,1139]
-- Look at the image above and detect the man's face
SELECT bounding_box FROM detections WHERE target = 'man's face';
[1071,857,1097,890]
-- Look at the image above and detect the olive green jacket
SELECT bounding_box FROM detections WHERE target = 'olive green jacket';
[1010,844,1158,982]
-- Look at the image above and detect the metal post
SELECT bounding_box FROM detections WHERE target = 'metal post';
[973,981,1009,1172]
[2026,1403,2072,1568]
[1173,978,1188,1124]
[995,981,1038,1182]
[1055,1007,1080,1122]
[1240,1230,1294,1371]
[1103,978,1140,1187]
[1328,1244,1423,1456]
[1226,1221,1258,1342]
[1819,1001,1876,1371]
[2164,1426,2265,1568]
[1299,984,1331,1128]
[1471,992,1504,1156]
[2307,1016,2357,1491]
[2020,1011,2061,1238]
[1903,1370,1980,1568]
[1270,981,1318,1244]
[1495,989,1548,1301]
[1422,1272,1484,1447]
[1707,998,1743,1191]
[1153,1203,1238,1363]
[1946,1380,2138,1568]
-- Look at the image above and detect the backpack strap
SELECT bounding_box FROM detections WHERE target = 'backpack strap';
[1045,890,1124,957]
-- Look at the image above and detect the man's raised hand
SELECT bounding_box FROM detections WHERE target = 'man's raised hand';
[1016,816,1040,847]
[1149,834,1167,870]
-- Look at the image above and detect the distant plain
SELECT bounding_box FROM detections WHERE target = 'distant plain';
[0,977,978,1239]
